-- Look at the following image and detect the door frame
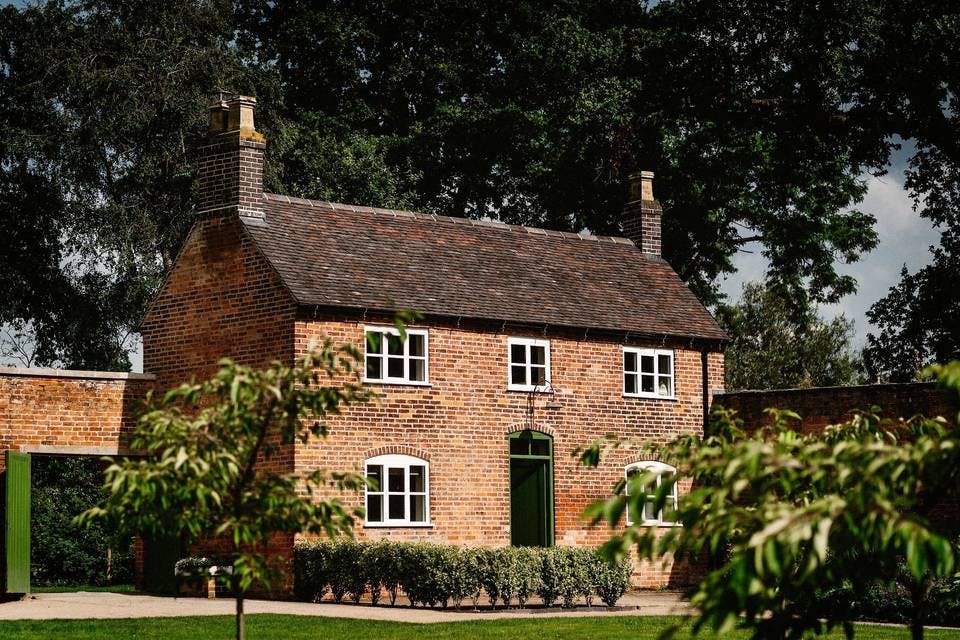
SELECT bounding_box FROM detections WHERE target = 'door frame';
[508,430,555,546]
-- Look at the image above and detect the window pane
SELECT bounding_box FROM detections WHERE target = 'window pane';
[409,466,425,492]
[624,351,637,372]
[409,334,425,357]
[658,375,672,396]
[409,359,426,382]
[643,499,657,522]
[366,331,383,354]
[387,357,404,378]
[387,334,404,355]
[366,465,383,491]
[367,494,383,522]
[511,365,527,385]
[510,438,528,456]
[388,467,405,492]
[658,354,672,375]
[410,495,426,522]
[530,438,549,456]
[366,355,382,380]
[662,498,677,524]
[511,344,526,364]
[530,345,546,365]
[641,374,654,393]
[625,373,638,394]
[641,355,655,373]
[531,366,546,385]
[389,494,405,520]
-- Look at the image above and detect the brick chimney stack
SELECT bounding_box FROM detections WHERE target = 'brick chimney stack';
[622,170,662,256]
[197,94,266,221]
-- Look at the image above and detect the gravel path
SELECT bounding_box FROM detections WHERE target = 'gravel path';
[0,590,690,623]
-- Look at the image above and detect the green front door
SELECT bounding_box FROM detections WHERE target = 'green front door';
[509,431,554,547]
[4,451,31,594]
[143,532,181,595]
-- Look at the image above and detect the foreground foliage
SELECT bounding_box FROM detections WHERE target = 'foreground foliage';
[1,614,952,640]
[78,341,372,640]
[582,361,960,639]
[293,540,631,609]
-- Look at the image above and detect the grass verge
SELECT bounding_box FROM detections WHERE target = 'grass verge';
[0,614,952,639]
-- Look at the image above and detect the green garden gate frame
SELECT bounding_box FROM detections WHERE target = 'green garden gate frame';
[508,430,555,547]
[3,450,31,595]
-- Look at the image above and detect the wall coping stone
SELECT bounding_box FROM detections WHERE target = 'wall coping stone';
[0,367,156,381]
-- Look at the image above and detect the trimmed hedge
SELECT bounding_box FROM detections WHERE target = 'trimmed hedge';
[294,540,631,609]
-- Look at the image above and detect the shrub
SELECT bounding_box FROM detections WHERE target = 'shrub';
[292,540,631,609]
[293,542,332,602]
[593,553,632,607]
[450,547,483,609]
[512,547,542,608]
[538,547,565,607]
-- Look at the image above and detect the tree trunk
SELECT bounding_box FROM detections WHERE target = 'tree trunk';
[234,574,245,640]
[908,575,928,640]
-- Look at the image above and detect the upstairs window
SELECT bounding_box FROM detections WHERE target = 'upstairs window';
[364,454,430,527]
[625,461,679,526]
[623,348,674,398]
[508,337,551,391]
[364,327,428,385]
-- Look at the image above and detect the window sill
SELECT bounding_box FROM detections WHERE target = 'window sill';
[623,393,677,401]
[627,522,683,528]
[507,384,553,393]
[363,522,433,529]
[363,379,433,388]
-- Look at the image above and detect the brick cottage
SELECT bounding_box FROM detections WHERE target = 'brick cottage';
[139,94,727,589]
[1,94,728,593]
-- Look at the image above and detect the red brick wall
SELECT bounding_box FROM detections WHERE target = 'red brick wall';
[0,369,155,473]
[293,316,724,588]
[140,215,296,392]
[715,382,960,434]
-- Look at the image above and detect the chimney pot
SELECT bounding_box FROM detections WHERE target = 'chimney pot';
[208,96,229,134]
[628,171,655,202]
[226,95,258,138]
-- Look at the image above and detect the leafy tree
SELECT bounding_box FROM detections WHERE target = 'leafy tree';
[581,361,960,639]
[718,282,862,391]
[32,456,135,587]
[78,340,372,640]
[0,0,273,370]
[6,0,960,367]
[865,232,960,382]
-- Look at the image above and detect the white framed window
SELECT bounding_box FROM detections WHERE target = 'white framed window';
[364,454,430,527]
[507,337,551,391]
[364,327,429,385]
[623,348,675,398]
[625,461,679,527]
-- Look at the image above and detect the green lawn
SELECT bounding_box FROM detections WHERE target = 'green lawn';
[0,615,954,639]
[32,584,136,594]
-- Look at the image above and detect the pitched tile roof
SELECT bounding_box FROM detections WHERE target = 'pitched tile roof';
[242,193,727,342]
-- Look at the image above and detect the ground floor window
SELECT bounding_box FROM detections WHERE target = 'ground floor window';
[625,460,679,526]
[364,454,430,527]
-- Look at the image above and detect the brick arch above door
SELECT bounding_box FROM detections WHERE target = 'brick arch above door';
[504,421,556,438]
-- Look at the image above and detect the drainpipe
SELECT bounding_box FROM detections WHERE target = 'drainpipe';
[701,349,709,435]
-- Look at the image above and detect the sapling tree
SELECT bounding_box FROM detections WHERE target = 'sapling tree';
[581,361,960,640]
[78,338,374,640]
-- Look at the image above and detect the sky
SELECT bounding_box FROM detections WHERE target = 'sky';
[719,147,941,348]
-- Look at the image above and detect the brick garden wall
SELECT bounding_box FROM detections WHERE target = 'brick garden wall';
[0,368,155,473]
[294,315,724,588]
[715,382,960,434]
